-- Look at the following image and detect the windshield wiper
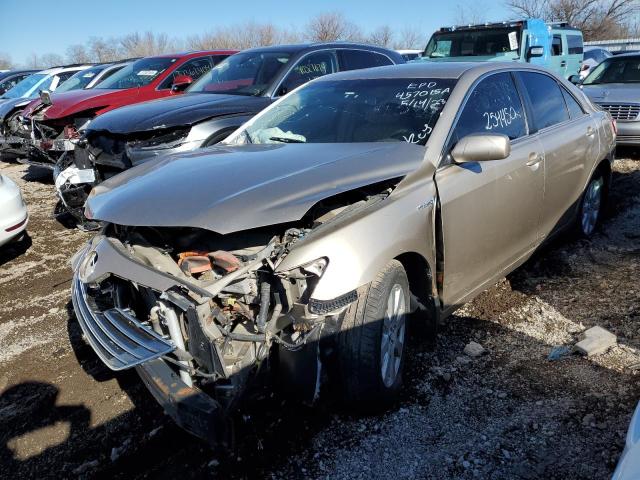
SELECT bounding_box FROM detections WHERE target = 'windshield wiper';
[269,136,305,143]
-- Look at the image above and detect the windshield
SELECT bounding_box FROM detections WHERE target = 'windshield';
[1,73,48,99]
[424,27,522,58]
[96,57,176,89]
[188,51,291,96]
[231,78,455,145]
[55,66,105,93]
[583,57,640,84]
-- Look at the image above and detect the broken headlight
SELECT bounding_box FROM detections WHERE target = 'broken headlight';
[127,128,190,151]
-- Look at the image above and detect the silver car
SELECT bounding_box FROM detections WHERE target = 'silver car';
[580,53,640,145]
[71,62,615,446]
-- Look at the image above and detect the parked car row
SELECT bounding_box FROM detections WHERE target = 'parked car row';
[0,34,626,456]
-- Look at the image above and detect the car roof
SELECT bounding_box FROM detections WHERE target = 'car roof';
[239,42,398,55]
[318,61,557,81]
[150,50,239,59]
[613,52,640,58]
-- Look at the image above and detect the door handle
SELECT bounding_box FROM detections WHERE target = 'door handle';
[526,152,543,166]
[560,61,567,67]
[586,126,595,137]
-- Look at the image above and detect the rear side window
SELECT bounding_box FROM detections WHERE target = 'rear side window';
[552,35,563,56]
[452,72,527,143]
[338,50,394,71]
[159,57,212,89]
[567,35,583,55]
[561,88,585,119]
[518,72,569,130]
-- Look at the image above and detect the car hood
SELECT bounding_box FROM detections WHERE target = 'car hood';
[582,83,640,103]
[40,88,143,120]
[85,93,270,135]
[88,142,426,234]
[0,97,34,122]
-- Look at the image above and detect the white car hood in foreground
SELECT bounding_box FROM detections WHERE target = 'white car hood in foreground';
[613,401,640,479]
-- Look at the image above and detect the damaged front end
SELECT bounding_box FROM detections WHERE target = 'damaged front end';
[28,105,94,168]
[71,188,386,444]
[55,126,200,227]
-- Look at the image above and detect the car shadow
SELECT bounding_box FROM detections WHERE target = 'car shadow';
[0,233,32,267]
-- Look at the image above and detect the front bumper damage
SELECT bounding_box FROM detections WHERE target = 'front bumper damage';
[70,224,358,445]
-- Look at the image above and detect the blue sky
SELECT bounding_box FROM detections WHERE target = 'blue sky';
[0,0,512,65]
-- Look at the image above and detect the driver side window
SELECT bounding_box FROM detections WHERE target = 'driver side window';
[278,51,338,96]
[451,72,527,146]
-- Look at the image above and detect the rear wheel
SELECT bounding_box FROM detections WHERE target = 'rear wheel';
[337,260,409,410]
[577,172,605,237]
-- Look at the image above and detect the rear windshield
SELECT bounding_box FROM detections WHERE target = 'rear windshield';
[1,73,48,99]
[234,78,456,145]
[424,27,522,58]
[96,57,176,89]
[583,57,640,84]
[56,66,105,93]
[188,51,291,96]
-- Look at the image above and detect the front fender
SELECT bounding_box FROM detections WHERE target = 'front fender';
[277,178,438,301]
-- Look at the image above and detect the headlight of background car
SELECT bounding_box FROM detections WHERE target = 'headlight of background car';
[127,127,190,151]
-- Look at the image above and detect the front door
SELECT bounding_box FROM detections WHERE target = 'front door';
[435,71,544,307]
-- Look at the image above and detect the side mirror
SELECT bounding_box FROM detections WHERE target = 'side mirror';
[526,46,545,60]
[568,74,583,85]
[451,134,511,163]
[40,89,52,106]
[171,74,193,93]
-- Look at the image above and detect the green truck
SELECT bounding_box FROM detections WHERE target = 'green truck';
[418,19,584,79]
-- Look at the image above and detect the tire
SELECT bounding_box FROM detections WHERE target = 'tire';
[337,260,410,410]
[576,171,605,238]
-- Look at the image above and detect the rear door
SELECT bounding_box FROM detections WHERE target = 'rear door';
[436,71,545,307]
[516,71,597,237]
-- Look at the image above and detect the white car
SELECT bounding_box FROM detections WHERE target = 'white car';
[0,174,28,246]
[613,401,640,479]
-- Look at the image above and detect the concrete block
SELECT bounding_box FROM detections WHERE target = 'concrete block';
[575,326,617,357]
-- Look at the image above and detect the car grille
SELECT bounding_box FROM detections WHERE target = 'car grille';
[598,104,640,121]
[71,276,175,370]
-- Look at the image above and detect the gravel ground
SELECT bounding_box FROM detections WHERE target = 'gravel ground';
[1,151,639,479]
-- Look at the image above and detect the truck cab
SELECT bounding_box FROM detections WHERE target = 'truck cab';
[419,19,583,79]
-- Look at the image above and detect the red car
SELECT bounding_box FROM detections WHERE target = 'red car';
[21,50,237,165]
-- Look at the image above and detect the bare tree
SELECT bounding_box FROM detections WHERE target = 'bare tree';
[305,12,364,42]
[368,25,395,47]
[393,25,425,49]
[0,52,12,69]
[506,0,640,40]
[66,44,92,64]
[88,37,121,62]
[187,22,302,50]
[24,53,42,69]
[39,53,64,68]
[120,31,174,57]
[454,2,487,25]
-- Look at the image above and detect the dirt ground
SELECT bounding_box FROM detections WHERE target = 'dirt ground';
[1,150,639,479]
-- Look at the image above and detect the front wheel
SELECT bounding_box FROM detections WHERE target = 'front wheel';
[337,260,409,410]
[577,173,605,237]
